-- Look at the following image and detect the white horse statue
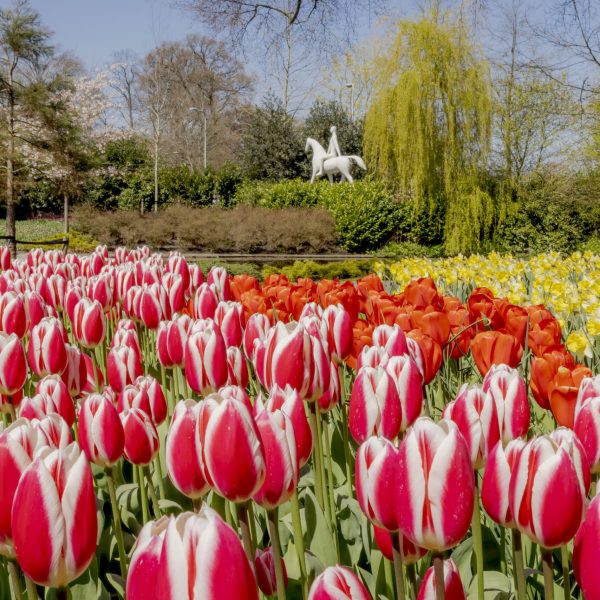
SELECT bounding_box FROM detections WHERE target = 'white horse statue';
[305,136,366,183]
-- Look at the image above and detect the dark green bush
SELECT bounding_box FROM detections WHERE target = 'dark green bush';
[234,179,325,208]
[262,259,376,281]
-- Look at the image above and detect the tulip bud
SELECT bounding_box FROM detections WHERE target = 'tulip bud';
[166,400,211,499]
[444,384,500,470]
[120,408,160,466]
[72,298,106,348]
[126,507,258,600]
[385,354,423,432]
[321,304,352,361]
[0,419,37,558]
[481,440,526,527]
[372,525,427,564]
[308,566,372,600]
[207,266,230,301]
[417,559,466,600]
[549,427,591,497]
[107,345,143,393]
[33,413,72,451]
[227,346,249,388]
[349,366,401,444]
[574,375,600,422]
[34,375,74,423]
[0,291,27,338]
[19,391,75,428]
[255,547,288,596]
[262,385,312,467]
[357,346,389,371]
[185,320,228,395]
[372,324,408,357]
[27,317,67,377]
[193,283,219,319]
[355,437,398,531]
[0,332,27,396]
[11,444,98,587]
[243,313,271,360]
[215,301,245,348]
[396,418,474,551]
[139,285,164,330]
[201,394,266,502]
[162,272,186,315]
[483,364,530,444]
[509,435,584,548]
[253,408,298,509]
[78,394,124,467]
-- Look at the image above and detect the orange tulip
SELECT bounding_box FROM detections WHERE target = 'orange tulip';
[502,304,529,349]
[467,288,504,331]
[446,306,474,360]
[347,319,374,370]
[356,274,384,297]
[548,364,593,428]
[229,274,260,302]
[403,277,443,310]
[529,347,574,410]
[407,329,443,385]
[470,330,523,376]
[528,318,562,356]
[411,308,450,347]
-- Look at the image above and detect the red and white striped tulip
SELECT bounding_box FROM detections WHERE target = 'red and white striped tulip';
[166,399,211,499]
[0,419,36,558]
[372,324,409,357]
[355,436,399,531]
[483,364,530,444]
[11,443,98,587]
[349,366,401,444]
[20,392,75,428]
[72,298,106,348]
[32,413,72,451]
[574,394,600,472]
[385,354,423,432]
[126,507,258,600]
[35,375,73,422]
[78,393,124,467]
[162,272,186,315]
[318,361,341,411]
[107,344,143,393]
[444,383,500,470]
[207,266,230,301]
[509,435,585,548]
[184,320,228,395]
[357,346,389,371]
[0,246,11,271]
[120,408,160,466]
[321,304,352,361]
[27,317,67,377]
[308,566,372,600]
[215,301,245,348]
[372,525,427,564]
[252,408,298,509]
[481,439,526,527]
[255,546,288,597]
[261,385,312,467]
[243,313,271,360]
[0,291,27,338]
[417,559,466,600]
[166,252,190,290]
[160,313,192,368]
[395,418,475,552]
[86,274,114,312]
[201,393,266,502]
[23,290,45,330]
[574,375,600,422]
[139,284,164,329]
[0,332,27,396]
[61,344,88,397]
[227,346,249,388]
[193,283,219,319]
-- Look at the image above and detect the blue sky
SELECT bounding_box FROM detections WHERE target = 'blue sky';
[27,0,199,70]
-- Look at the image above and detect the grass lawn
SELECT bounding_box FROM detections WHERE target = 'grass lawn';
[0,218,65,241]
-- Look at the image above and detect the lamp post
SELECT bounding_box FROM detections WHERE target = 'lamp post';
[189,107,207,170]
[345,82,354,122]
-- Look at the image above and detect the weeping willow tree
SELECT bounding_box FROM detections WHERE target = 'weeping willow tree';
[363,15,493,254]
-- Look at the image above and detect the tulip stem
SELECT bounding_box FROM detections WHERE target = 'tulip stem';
[238,502,255,565]
[267,509,287,600]
[542,547,555,600]
[138,465,150,524]
[500,527,506,575]
[153,457,165,500]
[323,413,339,557]
[433,553,445,600]
[56,587,69,600]
[25,575,38,600]
[7,560,22,600]
[308,405,325,513]
[145,467,161,519]
[511,529,526,600]
[560,545,570,600]
[383,557,394,600]
[290,490,308,597]
[106,467,128,579]
[339,365,354,496]
[391,532,406,600]
[406,564,418,600]
[472,476,485,600]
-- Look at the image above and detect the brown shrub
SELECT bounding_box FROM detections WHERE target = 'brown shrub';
[73,205,339,253]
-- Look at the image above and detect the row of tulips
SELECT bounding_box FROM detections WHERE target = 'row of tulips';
[0,245,599,599]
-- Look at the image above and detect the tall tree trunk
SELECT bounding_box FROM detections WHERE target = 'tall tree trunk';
[154,136,159,213]
[63,191,69,234]
[6,73,16,259]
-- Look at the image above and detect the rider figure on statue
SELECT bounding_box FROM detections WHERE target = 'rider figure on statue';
[316,126,341,177]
